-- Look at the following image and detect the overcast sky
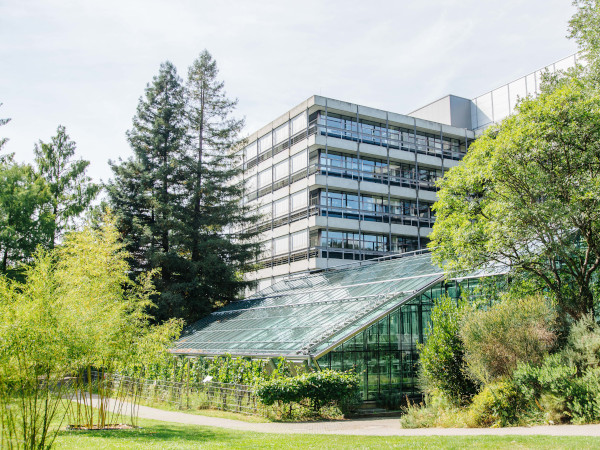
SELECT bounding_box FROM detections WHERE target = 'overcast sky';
[0,0,578,185]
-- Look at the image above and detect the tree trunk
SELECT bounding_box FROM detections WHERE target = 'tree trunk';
[191,91,205,262]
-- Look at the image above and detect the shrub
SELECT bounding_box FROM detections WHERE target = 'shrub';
[255,369,360,415]
[400,389,469,429]
[418,296,477,405]
[513,353,600,424]
[460,294,556,384]
[0,221,182,448]
[467,381,527,427]
[562,314,600,370]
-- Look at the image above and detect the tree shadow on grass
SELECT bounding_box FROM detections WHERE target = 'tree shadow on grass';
[57,423,245,446]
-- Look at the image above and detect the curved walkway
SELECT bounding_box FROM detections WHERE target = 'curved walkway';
[107,399,600,436]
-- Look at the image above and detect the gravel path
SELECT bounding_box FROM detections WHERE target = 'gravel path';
[100,399,600,436]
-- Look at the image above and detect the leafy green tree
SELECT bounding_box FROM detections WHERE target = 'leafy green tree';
[418,296,477,405]
[430,76,600,320]
[0,218,182,448]
[0,103,54,277]
[569,0,600,80]
[34,125,100,247]
[0,162,53,277]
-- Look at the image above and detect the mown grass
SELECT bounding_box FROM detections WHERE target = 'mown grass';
[52,418,600,449]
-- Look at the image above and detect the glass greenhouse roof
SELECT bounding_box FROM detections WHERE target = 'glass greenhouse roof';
[173,251,446,359]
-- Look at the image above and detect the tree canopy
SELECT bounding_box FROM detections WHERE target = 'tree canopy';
[569,0,600,81]
[430,75,600,321]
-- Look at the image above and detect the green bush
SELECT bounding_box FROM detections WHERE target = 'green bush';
[255,369,360,415]
[467,381,527,427]
[418,296,477,405]
[563,314,600,371]
[514,357,600,424]
[400,389,469,429]
[460,294,556,384]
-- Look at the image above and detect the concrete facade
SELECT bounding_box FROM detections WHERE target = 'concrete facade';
[240,95,475,291]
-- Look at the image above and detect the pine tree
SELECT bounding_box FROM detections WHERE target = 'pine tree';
[109,55,260,324]
[34,125,100,247]
[179,50,261,322]
[107,61,189,319]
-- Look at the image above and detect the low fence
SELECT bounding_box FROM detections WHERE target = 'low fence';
[91,371,261,415]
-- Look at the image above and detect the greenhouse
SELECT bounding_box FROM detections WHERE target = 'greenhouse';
[173,251,506,402]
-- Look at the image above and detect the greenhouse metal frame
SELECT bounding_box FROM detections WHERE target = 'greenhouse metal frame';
[173,250,506,401]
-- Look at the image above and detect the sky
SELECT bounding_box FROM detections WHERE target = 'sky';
[0,0,578,186]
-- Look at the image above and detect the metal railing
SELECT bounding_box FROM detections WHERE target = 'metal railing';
[93,372,262,415]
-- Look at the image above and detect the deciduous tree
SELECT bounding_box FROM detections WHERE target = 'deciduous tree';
[430,76,600,320]
[0,162,53,278]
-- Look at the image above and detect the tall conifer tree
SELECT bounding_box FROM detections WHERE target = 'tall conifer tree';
[108,61,188,319]
[109,55,260,324]
[180,50,260,322]
[34,125,99,247]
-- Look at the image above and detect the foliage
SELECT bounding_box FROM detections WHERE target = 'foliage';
[562,313,600,370]
[460,294,556,384]
[418,296,477,405]
[34,125,100,247]
[467,381,527,427]
[430,75,600,321]
[512,315,600,424]
[108,52,260,325]
[569,0,600,80]
[255,369,360,415]
[399,390,469,429]
[122,354,274,386]
[0,160,54,278]
[0,219,182,448]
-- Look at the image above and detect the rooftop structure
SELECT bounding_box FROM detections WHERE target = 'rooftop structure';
[410,53,580,130]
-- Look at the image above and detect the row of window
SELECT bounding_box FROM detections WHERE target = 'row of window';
[321,231,419,253]
[319,112,467,159]
[242,108,469,170]
[250,187,434,236]
[312,190,434,219]
[244,112,309,161]
[244,148,441,203]
[260,229,421,259]
[319,150,442,190]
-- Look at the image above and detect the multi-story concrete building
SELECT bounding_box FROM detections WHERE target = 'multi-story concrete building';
[242,54,578,291]
[241,96,473,291]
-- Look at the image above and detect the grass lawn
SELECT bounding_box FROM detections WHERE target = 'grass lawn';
[52,418,600,449]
